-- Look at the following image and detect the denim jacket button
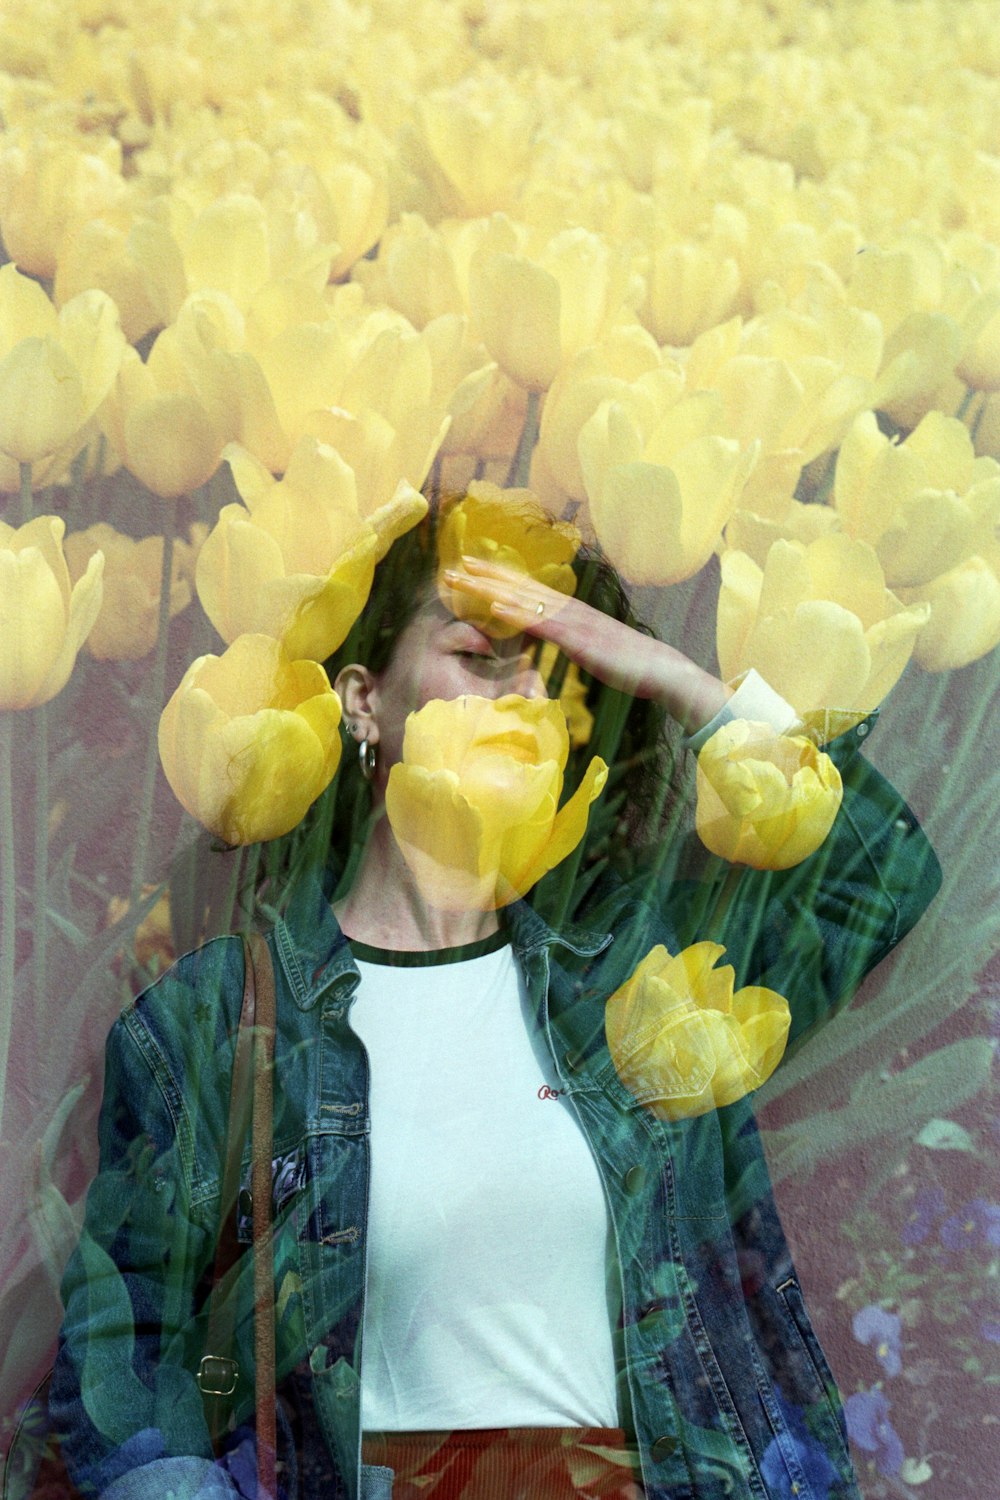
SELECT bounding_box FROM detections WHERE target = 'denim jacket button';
[564,1048,585,1073]
[623,1165,645,1195]
[650,1434,677,1461]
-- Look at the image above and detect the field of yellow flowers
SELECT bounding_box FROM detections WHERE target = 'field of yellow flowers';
[1,1,999,1495]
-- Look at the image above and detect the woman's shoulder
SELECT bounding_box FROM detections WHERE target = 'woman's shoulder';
[118,932,249,1072]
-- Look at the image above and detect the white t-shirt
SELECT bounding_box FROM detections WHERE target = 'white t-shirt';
[350,932,620,1432]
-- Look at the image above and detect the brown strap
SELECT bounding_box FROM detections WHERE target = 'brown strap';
[248,930,277,1499]
[200,934,278,1500]
[200,937,258,1434]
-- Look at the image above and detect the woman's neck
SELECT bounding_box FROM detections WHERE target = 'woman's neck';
[331,812,501,952]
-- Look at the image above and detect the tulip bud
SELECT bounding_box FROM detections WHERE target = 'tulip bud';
[158,635,343,845]
[605,943,791,1119]
[0,268,125,476]
[196,438,427,660]
[717,534,930,720]
[64,524,192,661]
[385,694,607,911]
[0,516,104,709]
[695,720,843,870]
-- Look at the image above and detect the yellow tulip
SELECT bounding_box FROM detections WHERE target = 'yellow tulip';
[102,338,231,499]
[845,234,987,427]
[158,634,342,846]
[0,516,104,709]
[400,84,537,219]
[352,213,466,330]
[54,209,186,344]
[605,942,791,1119]
[717,533,930,720]
[834,410,1000,588]
[468,215,636,392]
[385,694,608,912]
[63,524,192,661]
[172,192,335,310]
[196,437,427,659]
[106,885,176,979]
[640,235,742,348]
[578,387,758,585]
[531,326,677,507]
[435,483,580,640]
[689,304,879,509]
[0,267,125,474]
[695,720,842,870]
[536,642,594,748]
[0,133,125,279]
[899,545,1000,672]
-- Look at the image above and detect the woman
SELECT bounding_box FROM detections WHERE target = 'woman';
[50,498,940,1500]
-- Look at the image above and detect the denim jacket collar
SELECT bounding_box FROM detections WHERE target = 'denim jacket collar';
[272,867,614,1010]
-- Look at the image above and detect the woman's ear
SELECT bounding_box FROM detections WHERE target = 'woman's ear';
[334,664,381,745]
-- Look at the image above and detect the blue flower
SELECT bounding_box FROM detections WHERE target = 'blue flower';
[844,1389,904,1477]
[900,1185,946,1246]
[760,1389,840,1500]
[851,1305,902,1377]
[939,1198,1000,1251]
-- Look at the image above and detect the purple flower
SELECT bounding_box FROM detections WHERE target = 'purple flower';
[852,1305,902,1377]
[939,1198,1000,1251]
[900,1185,946,1246]
[760,1390,839,1500]
[844,1390,904,1477]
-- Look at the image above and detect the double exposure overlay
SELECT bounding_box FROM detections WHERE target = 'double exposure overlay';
[0,3,998,1499]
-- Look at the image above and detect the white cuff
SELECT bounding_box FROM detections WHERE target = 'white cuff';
[683,669,800,753]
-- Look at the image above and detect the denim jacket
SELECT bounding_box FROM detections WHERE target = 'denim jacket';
[51,719,940,1500]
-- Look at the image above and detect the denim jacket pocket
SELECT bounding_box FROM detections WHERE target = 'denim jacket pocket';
[360,1463,394,1499]
[774,1277,852,1467]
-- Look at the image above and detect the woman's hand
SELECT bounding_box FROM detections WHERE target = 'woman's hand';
[443,556,731,734]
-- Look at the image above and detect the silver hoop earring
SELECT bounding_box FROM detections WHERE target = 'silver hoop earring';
[359,738,377,781]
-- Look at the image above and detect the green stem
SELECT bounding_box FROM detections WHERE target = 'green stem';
[129,512,176,908]
[19,463,32,525]
[33,699,48,1021]
[0,713,16,1136]
[507,390,541,488]
[955,385,976,421]
[969,391,988,445]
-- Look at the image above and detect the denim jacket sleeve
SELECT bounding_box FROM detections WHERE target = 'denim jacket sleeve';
[722,715,941,1050]
[607,714,942,1054]
[50,953,242,1500]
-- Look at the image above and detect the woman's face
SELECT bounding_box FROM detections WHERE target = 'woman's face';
[338,594,548,789]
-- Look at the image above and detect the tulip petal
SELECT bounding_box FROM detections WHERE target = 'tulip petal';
[34,549,104,706]
[0,264,59,354]
[386,764,498,910]
[909,555,1000,670]
[56,289,126,425]
[746,599,873,716]
[0,545,67,708]
[124,393,222,497]
[196,509,288,643]
[214,706,331,844]
[716,550,763,681]
[279,541,378,659]
[0,338,85,463]
[512,755,608,895]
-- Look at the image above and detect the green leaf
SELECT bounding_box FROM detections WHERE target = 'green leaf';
[764,1037,994,1183]
[915,1117,975,1152]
